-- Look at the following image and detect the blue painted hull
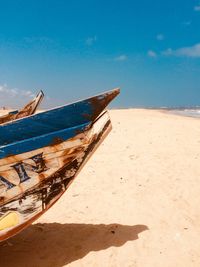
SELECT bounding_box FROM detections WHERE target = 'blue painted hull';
[0,88,120,242]
[0,89,119,146]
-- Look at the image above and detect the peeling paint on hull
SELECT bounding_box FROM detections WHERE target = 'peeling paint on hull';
[0,110,112,241]
[0,88,120,241]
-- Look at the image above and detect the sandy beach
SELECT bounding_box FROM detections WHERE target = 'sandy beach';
[0,108,200,267]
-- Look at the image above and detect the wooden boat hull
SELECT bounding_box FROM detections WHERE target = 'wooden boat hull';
[0,89,119,147]
[0,91,44,125]
[0,111,112,241]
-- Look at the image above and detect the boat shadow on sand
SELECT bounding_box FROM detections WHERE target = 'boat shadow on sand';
[0,222,148,267]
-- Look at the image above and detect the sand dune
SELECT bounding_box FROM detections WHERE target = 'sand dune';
[0,109,200,267]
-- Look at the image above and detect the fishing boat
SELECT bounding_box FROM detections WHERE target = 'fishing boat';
[0,90,44,125]
[0,88,120,241]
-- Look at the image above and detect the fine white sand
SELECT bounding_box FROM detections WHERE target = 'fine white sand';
[1,109,200,267]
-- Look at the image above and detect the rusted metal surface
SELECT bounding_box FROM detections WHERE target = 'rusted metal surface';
[0,91,44,125]
[0,88,119,241]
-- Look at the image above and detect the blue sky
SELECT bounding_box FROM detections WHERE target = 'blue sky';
[0,0,200,108]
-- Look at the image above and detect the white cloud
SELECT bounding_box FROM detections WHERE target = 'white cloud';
[0,84,35,98]
[162,48,173,56]
[156,34,164,41]
[147,50,157,57]
[194,5,200,11]
[162,43,200,57]
[85,36,97,46]
[114,54,128,61]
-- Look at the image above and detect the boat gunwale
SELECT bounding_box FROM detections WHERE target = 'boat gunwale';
[0,90,44,126]
[0,88,120,127]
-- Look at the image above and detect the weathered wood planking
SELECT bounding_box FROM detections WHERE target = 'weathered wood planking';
[0,91,44,125]
[0,111,112,241]
[0,88,120,241]
[0,89,119,146]
[0,122,90,159]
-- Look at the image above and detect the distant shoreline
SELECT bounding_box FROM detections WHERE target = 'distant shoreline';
[1,107,200,119]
